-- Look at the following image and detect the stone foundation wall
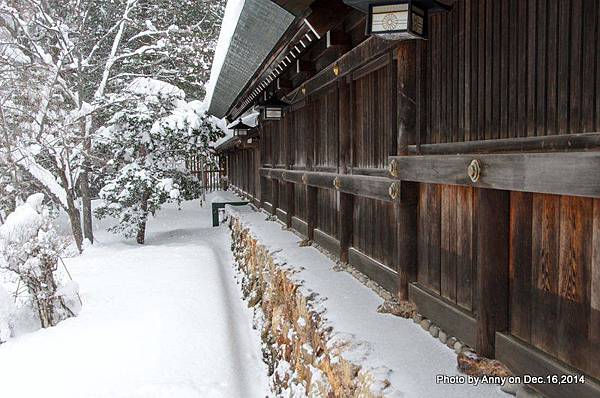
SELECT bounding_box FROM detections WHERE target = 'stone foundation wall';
[229,215,381,397]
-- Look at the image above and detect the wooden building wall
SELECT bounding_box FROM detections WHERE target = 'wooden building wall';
[423,0,600,145]
[223,1,600,395]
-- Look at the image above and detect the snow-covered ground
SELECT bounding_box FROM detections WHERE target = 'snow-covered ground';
[0,194,269,398]
[229,204,508,398]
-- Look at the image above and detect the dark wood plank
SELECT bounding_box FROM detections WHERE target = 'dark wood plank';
[314,228,341,257]
[285,36,399,102]
[509,191,533,342]
[441,185,458,303]
[557,195,593,371]
[476,188,509,358]
[306,185,318,240]
[396,181,418,301]
[592,199,600,378]
[409,283,478,348]
[456,186,474,312]
[338,192,354,263]
[531,194,560,354]
[348,247,398,294]
[496,333,600,398]
[390,152,600,198]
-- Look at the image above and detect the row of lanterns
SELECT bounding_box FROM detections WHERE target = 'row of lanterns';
[231,0,451,138]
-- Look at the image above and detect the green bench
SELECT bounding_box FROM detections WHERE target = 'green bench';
[211,201,248,226]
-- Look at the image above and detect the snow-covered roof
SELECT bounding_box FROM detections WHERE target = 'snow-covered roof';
[213,109,260,150]
[205,0,294,118]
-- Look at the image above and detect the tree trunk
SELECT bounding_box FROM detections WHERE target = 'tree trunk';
[80,170,94,243]
[57,168,83,252]
[136,190,150,245]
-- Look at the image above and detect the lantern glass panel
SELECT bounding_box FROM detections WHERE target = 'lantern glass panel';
[371,3,409,33]
[265,107,283,120]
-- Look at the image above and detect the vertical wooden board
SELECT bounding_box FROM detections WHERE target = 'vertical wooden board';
[557,195,593,371]
[469,0,478,141]
[531,194,560,354]
[509,191,532,342]
[569,0,583,134]
[580,0,597,133]
[516,0,528,138]
[597,2,600,131]
[397,181,418,301]
[545,0,558,136]
[484,0,493,140]
[526,0,537,137]
[418,183,430,287]
[428,184,442,294]
[491,0,501,139]
[456,186,474,312]
[463,0,471,142]
[441,185,458,303]
[535,0,547,136]
[499,0,509,139]
[477,0,486,141]
[557,0,570,135]
[339,192,354,263]
[476,188,510,358]
[432,14,440,144]
[457,0,464,143]
[591,199,600,378]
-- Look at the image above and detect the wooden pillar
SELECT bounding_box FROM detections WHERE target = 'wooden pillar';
[286,182,294,228]
[252,147,258,204]
[395,181,418,301]
[476,188,510,358]
[306,185,318,240]
[338,192,354,263]
[395,41,418,300]
[338,78,351,174]
[271,179,279,216]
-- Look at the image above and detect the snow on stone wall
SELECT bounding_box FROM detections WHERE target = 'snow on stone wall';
[228,214,384,397]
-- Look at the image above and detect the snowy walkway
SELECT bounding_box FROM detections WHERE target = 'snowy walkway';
[0,198,268,398]
[231,204,507,398]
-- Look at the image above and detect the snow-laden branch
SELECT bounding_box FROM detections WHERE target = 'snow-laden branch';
[94,0,138,99]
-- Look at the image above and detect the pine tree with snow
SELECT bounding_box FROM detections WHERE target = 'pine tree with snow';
[0,193,77,329]
[0,0,225,248]
[95,78,222,244]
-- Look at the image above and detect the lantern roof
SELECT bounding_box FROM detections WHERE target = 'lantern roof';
[229,119,253,131]
[258,96,289,108]
[342,0,451,13]
[205,0,294,119]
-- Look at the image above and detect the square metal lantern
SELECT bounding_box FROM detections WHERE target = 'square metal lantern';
[366,1,433,40]
[259,96,288,121]
[231,119,251,137]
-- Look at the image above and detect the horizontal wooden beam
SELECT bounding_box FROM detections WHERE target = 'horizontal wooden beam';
[314,229,341,257]
[291,216,308,237]
[389,152,600,198]
[349,247,397,293]
[409,283,477,348]
[408,132,600,155]
[285,36,399,101]
[496,333,600,398]
[259,168,399,202]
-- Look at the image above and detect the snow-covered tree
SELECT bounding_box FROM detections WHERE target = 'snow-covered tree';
[95,78,222,244]
[0,0,225,248]
[0,193,78,329]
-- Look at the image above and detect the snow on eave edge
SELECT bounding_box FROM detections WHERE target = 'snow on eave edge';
[204,0,246,117]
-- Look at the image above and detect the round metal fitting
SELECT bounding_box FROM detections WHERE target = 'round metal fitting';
[333,176,342,190]
[389,182,401,200]
[467,159,481,183]
[388,159,399,177]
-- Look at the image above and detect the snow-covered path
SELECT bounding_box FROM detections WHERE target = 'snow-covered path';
[0,198,269,398]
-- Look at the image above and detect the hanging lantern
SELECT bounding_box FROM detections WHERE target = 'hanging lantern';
[366,1,450,40]
[231,119,252,137]
[259,95,288,121]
